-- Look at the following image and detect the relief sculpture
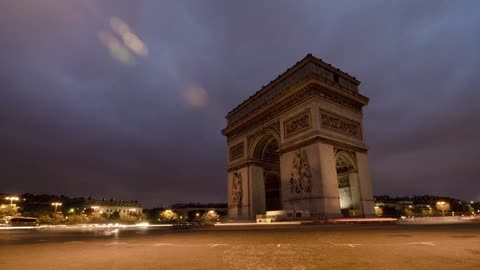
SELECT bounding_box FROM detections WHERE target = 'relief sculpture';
[284,111,312,138]
[289,150,312,194]
[320,110,362,139]
[231,172,242,206]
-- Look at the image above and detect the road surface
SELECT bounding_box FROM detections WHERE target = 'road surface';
[0,223,479,269]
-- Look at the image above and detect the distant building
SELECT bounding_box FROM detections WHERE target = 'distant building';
[169,203,227,220]
[373,195,475,217]
[84,199,142,216]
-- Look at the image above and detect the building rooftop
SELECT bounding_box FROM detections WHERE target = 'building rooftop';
[225,53,362,126]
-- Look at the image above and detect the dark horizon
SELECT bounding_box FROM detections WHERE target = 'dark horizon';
[1,1,479,208]
[1,190,473,209]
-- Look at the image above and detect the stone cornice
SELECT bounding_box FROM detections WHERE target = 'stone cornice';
[279,132,369,154]
[223,78,367,140]
[227,160,279,172]
[226,54,365,125]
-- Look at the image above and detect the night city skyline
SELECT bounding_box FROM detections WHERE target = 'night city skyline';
[1,1,480,208]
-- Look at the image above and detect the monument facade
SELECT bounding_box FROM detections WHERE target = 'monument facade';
[222,54,375,220]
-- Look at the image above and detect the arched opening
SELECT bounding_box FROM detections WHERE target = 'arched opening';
[336,152,360,217]
[253,135,281,212]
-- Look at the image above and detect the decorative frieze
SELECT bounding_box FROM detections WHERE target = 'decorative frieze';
[229,142,245,161]
[320,110,362,139]
[284,110,312,138]
[223,83,364,141]
[231,172,242,206]
[289,150,312,194]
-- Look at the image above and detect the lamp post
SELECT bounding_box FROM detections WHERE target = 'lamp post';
[51,202,62,213]
[5,196,19,205]
[436,201,446,216]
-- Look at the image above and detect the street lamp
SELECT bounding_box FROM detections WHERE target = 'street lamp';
[436,201,446,216]
[51,202,62,213]
[5,196,19,205]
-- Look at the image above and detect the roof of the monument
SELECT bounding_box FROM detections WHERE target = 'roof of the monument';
[226,53,361,118]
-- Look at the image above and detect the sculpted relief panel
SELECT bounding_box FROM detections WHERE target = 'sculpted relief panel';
[289,150,312,194]
[284,110,312,138]
[320,110,362,139]
[229,142,245,161]
[231,172,242,206]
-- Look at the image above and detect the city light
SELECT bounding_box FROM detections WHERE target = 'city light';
[51,202,62,213]
[436,201,447,216]
[5,196,19,204]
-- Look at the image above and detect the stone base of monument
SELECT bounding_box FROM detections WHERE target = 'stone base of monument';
[256,210,312,223]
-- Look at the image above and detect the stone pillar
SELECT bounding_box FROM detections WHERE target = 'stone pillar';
[227,166,250,220]
[348,172,361,211]
[356,152,376,217]
[249,165,266,219]
[281,142,343,218]
[318,143,343,218]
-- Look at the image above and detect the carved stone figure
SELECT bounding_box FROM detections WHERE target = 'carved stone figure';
[231,172,242,206]
[289,150,312,194]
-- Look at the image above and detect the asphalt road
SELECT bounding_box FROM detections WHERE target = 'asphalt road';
[1,223,479,270]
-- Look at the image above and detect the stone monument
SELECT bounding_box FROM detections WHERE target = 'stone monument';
[222,54,375,220]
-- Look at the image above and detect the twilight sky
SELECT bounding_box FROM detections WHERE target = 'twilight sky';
[1,1,479,207]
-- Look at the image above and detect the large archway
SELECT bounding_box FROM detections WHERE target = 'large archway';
[252,135,282,212]
[336,152,361,217]
[223,54,376,220]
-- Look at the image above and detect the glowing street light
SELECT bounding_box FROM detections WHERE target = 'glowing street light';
[5,196,19,205]
[436,201,446,216]
[51,202,62,213]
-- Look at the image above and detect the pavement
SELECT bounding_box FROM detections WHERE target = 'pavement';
[0,223,479,270]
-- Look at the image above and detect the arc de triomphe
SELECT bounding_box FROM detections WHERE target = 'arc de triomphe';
[222,54,375,220]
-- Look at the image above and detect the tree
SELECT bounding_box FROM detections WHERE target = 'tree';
[66,214,86,224]
[110,211,120,220]
[84,207,94,216]
[467,204,475,215]
[159,210,178,223]
[203,211,220,224]
[0,204,18,218]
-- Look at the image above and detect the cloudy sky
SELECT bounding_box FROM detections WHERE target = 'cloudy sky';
[1,0,479,207]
